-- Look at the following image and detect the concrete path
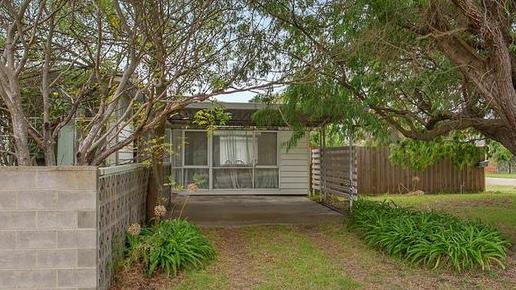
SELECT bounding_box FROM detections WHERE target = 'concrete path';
[170,196,343,227]
[486,177,516,186]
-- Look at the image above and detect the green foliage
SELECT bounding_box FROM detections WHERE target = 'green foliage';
[253,81,392,148]
[254,0,496,155]
[96,0,121,33]
[193,104,231,135]
[351,199,510,272]
[488,141,513,163]
[251,108,284,127]
[308,124,348,148]
[139,136,172,167]
[389,136,484,170]
[249,93,276,104]
[126,219,216,277]
[191,173,208,188]
[209,76,226,91]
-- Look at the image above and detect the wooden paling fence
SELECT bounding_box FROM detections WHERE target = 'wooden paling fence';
[355,147,485,194]
[311,146,485,196]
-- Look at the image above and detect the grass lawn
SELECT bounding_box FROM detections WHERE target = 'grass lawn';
[115,187,515,289]
[486,172,516,179]
[160,186,516,290]
[169,227,515,290]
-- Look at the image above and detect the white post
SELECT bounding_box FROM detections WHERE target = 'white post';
[318,126,322,202]
[348,126,356,211]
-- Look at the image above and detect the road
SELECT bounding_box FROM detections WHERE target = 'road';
[486,177,516,186]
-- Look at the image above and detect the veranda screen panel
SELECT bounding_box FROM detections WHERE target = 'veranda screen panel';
[170,129,183,186]
[212,131,255,166]
[254,168,279,188]
[213,168,253,189]
[212,131,254,189]
[256,132,277,166]
[172,129,280,190]
[184,168,209,189]
[184,131,209,189]
[184,131,208,166]
[212,130,279,189]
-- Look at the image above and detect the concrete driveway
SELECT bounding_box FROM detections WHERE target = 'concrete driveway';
[486,177,516,186]
[170,196,343,227]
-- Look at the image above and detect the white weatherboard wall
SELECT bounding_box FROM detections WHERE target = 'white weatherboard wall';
[278,131,310,194]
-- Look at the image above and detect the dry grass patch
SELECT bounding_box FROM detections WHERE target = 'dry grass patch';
[112,262,177,290]
[243,225,360,290]
[203,228,261,289]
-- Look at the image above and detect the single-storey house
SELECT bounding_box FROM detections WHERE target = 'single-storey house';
[166,102,310,195]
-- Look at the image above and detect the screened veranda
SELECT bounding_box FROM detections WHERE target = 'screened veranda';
[169,130,279,190]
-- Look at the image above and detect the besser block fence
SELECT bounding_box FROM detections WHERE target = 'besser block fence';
[0,164,148,290]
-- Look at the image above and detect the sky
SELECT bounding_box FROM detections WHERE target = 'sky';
[214,84,286,103]
[214,91,256,103]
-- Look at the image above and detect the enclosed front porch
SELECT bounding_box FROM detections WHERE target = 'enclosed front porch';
[166,102,310,195]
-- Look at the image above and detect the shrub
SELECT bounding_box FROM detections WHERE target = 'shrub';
[126,219,215,276]
[350,199,510,271]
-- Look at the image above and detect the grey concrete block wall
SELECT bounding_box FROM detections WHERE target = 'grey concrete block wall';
[0,165,148,290]
[97,165,148,290]
[0,166,98,289]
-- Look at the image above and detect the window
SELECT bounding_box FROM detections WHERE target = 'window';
[254,168,279,188]
[171,129,279,190]
[184,131,207,166]
[183,131,209,188]
[256,132,277,166]
[213,168,253,189]
[184,168,209,189]
[213,131,255,167]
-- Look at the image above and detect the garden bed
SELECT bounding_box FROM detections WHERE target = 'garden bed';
[351,199,510,271]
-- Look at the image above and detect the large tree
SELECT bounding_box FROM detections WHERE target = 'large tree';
[253,0,516,153]
[0,0,282,165]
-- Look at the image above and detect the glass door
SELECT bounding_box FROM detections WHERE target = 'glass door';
[254,132,279,188]
[183,131,209,189]
[212,131,254,189]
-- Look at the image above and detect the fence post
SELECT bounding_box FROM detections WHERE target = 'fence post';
[348,135,353,211]
[320,126,326,202]
[309,149,313,197]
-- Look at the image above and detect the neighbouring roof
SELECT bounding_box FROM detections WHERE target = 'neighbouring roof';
[168,101,284,128]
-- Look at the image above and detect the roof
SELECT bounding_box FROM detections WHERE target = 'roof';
[185,102,277,110]
[168,101,283,128]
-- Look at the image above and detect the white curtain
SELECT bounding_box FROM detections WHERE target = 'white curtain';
[219,135,254,166]
[212,130,279,189]
[254,169,278,188]
[214,132,254,188]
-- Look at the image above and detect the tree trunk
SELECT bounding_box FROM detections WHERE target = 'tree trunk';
[43,142,56,166]
[145,119,166,220]
[10,104,31,166]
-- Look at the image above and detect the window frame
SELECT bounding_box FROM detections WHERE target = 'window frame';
[174,129,280,191]
[183,130,209,168]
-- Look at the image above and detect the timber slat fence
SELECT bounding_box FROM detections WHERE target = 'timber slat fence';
[311,146,485,195]
[311,146,357,198]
